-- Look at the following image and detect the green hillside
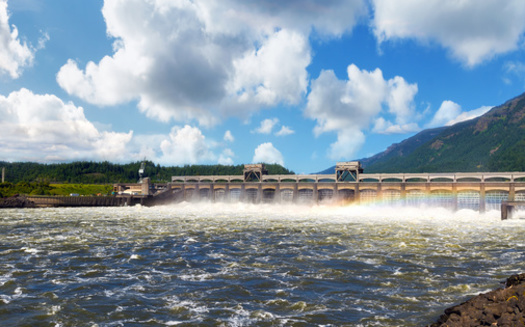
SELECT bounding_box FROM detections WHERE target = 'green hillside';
[364,92,525,173]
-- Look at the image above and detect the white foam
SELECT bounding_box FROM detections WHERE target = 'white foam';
[21,247,41,254]
[129,254,141,260]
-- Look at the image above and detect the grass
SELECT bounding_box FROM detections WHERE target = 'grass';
[49,184,113,196]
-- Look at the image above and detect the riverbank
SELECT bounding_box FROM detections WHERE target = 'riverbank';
[0,195,35,208]
[429,273,525,326]
[0,194,145,208]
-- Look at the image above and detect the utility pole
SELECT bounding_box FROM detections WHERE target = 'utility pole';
[1,167,4,183]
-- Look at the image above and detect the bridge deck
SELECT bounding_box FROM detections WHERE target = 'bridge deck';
[171,172,525,183]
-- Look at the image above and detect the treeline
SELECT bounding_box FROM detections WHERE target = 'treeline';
[0,161,294,184]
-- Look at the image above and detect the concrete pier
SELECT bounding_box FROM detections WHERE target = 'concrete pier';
[501,201,525,220]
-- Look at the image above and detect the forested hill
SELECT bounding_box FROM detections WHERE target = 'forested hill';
[0,161,294,184]
[363,92,525,172]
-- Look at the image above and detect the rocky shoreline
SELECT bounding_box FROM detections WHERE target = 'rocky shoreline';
[0,195,36,208]
[429,273,525,326]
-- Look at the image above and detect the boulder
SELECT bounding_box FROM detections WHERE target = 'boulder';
[429,273,525,327]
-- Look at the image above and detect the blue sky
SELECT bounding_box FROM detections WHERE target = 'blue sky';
[1,0,525,173]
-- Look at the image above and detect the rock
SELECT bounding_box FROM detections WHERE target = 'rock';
[428,273,525,327]
[0,194,36,208]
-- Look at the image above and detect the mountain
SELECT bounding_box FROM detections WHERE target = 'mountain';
[316,126,448,174]
[322,92,525,174]
[359,126,447,169]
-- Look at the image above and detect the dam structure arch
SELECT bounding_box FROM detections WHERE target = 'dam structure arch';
[156,162,525,214]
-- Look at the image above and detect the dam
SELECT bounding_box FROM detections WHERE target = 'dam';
[112,162,525,218]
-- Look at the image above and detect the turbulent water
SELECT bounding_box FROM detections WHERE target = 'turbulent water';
[1,203,524,326]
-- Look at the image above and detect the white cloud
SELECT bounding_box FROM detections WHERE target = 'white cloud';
[218,148,234,165]
[159,125,215,165]
[223,130,234,142]
[427,100,461,128]
[0,0,35,78]
[427,101,492,128]
[198,0,367,38]
[328,129,366,161]
[504,61,525,86]
[0,88,231,165]
[253,142,284,166]
[253,118,295,136]
[387,76,418,124]
[253,118,279,134]
[372,117,420,134]
[504,61,525,75]
[305,64,418,160]
[0,88,133,162]
[275,125,295,136]
[227,29,310,108]
[445,106,492,126]
[372,0,525,67]
[57,0,367,126]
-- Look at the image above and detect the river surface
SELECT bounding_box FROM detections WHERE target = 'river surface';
[0,203,524,326]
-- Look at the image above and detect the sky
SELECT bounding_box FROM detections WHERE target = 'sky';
[1,0,525,174]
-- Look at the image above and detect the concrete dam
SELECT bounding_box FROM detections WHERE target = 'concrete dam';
[113,162,525,217]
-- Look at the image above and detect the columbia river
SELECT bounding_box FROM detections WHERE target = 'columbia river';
[1,203,524,326]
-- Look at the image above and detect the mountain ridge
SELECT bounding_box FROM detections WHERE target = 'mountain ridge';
[322,92,525,174]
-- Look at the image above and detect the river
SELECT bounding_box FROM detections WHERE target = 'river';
[0,203,524,326]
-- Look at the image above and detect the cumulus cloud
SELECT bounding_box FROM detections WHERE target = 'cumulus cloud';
[198,0,367,37]
[427,101,492,127]
[0,0,36,78]
[372,0,525,67]
[158,125,215,165]
[0,88,133,162]
[57,0,367,126]
[372,117,419,134]
[0,88,230,165]
[218,148,234,165]
[427,100,462,128]
[223,130,234,142]
[327,129,366,161]
[253,142,284,166]
[227,29,310,108]
[275,125,295,136]
[305,64,418,160]
[253,118,279,134]
[446,106,492,126]
[386,76,418,124]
